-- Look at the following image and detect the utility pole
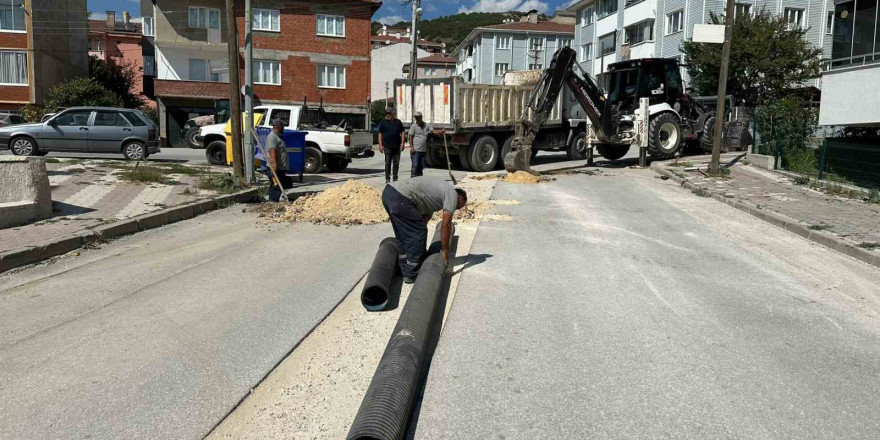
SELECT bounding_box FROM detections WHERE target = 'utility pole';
[410,0,421,121]
[226,0,243,178]
[244,0,255,183]
[709,0,736,174]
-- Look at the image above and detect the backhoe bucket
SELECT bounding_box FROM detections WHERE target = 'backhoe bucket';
[504,136,532,173]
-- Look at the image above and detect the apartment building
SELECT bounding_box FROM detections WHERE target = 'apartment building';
[565,0,833,80]
[88,11,155,108]
[371,25,445,53]
[141,0,380,147]
[402,54,456,78]
[819,1,880,126]
[0,0,88,113]
[454,10,575,85]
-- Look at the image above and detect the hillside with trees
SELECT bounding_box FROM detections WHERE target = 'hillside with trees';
[373,11,548,51]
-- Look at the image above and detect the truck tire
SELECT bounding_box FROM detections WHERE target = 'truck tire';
[700,114,717,153]
[596,144,629,161]
[457,150,471,171]
[326,156,349,172]
[648,112,682,159]
[427,145,447,168]
[498,136,513,170]
[466,135,498,172]
[304,146,323,174]
[184,126,201,149]
[206,140,226,165]
[566,132,588,161]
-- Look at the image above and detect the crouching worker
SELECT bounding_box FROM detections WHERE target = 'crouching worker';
[382,176,467,284]
[266,118,293,202]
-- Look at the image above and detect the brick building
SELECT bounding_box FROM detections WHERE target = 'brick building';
[0,0,88,113]
[142,0,380,148]
[88,11,155,108]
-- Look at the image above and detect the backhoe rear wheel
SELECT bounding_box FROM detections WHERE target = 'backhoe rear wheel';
[648,112,682,159]
[700,114,717,153]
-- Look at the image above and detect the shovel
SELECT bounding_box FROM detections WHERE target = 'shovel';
[442,133,457,185]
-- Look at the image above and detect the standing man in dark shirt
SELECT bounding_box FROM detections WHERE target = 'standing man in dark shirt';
[377,108,406,184]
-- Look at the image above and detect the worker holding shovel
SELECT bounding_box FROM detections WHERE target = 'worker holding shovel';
[265,119,293,202]
[382,177,467,283]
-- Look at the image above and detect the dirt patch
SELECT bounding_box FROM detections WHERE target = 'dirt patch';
[431,199,518,223]
[468,173,502,181]
[276,180,389,225]
[503,171,544,184]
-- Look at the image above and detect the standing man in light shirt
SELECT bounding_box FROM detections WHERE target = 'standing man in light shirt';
[265,119,292,202]
[408,111,432,178]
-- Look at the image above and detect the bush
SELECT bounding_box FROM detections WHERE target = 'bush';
[198,173,247,193]
[44,77,122,110]
[782,148,818,175]
[371,100,393,124]
[139,105,159,125]
[89,55,144,108]
[21,104,46,123]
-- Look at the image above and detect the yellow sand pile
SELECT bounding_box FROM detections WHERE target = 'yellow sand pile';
[281,180,388,225]
[503,171,542,184]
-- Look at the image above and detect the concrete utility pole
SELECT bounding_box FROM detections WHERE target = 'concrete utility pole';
[226,0,243,178]
[410,0,421,121]
[709,0,736,174]
[244,0,255,183]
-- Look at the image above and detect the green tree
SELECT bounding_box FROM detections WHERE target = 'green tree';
[371,100,393,124]
[89,55,144,108]
[681,10,822,106]
[44,77,123,110]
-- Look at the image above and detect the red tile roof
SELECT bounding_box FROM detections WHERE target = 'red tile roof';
[415,54,456,64]
[371,35,444,47]
[88,19,142,34]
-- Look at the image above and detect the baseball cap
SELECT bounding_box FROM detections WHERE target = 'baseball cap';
[384,108,394,114]
[414,111,423,118]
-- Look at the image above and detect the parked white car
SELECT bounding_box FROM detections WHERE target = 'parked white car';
[196,105,373,173]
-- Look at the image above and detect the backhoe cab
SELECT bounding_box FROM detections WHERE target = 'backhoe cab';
[504,47,716,172]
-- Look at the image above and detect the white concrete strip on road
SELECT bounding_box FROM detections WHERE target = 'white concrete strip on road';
[114,185,176,219]
[60,181,117,209]
[48,163,88,186]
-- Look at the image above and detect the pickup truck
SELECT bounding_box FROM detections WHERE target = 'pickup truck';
[197,104,373,173]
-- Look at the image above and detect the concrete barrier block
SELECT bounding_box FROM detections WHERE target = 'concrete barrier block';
[0,157,52,228]
[746,153,775,171]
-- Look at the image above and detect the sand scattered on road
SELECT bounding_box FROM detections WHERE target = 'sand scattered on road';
[503,171,543,184]
[468,173,502,181]
[280,180,389,225]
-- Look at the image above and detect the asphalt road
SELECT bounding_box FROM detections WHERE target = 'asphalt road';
[0,208,391,439]
[414,169,880,439]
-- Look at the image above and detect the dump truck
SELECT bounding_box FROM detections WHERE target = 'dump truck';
[393,75,591,172]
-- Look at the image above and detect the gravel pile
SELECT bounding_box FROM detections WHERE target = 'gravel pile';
[279,180,389,225]
[503,171,543,184]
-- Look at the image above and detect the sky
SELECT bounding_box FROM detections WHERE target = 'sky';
[87,0,577,24]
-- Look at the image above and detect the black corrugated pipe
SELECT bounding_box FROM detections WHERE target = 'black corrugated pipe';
[361,237,400,311]
[347,223,451,440]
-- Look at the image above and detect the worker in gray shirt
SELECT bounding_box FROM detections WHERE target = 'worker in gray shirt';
[382,176,467,283]
[408,111,433,178]
[265,119,292,202]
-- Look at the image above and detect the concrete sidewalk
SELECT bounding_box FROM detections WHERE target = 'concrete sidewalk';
[651,156,880,267]
[0,159,236,255]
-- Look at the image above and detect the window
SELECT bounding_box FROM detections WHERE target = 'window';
[494,63,509,76]
[0,0,26,32]
[254,9,280,32]
[581,43,592,60]
[0,51,26,85]
[584,7,595,25]
[88,38,104,52]
[424,66,437,76]
[188,7,207,28]
[625,0,646,8]
[208,9,220,29]
[94,111,128,127]
[598,32,616,56]
[497,35,511,50]
[785,8,805,30]
[318,64,345,88]
[666,9,683,35]
[54,110,92,127]
[269,109,290,126]
[9,114,25,124]
[143,17,154,36]
[825,11,834,35]
[254,60,281,85]
[530,37,544,51]
[735,3,751,18]
[625,20,653,45]
[558,38,572,48]
[316,14,345,37]
[189,59,207,81]
[529,63,543,70]
[143,56,155,76]
[121,112,147,127]
[598,0,618,19]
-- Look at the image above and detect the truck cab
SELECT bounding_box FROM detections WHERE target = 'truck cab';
[198,104,373,173]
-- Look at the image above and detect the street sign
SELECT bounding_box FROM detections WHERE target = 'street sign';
[693,24,725,43]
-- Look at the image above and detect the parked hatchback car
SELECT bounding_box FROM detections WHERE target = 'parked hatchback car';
[0,107,159,159]
[0,113,27,127]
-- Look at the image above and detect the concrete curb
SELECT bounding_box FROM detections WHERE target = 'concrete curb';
[0,187,263,274]
[650,161,880,269]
